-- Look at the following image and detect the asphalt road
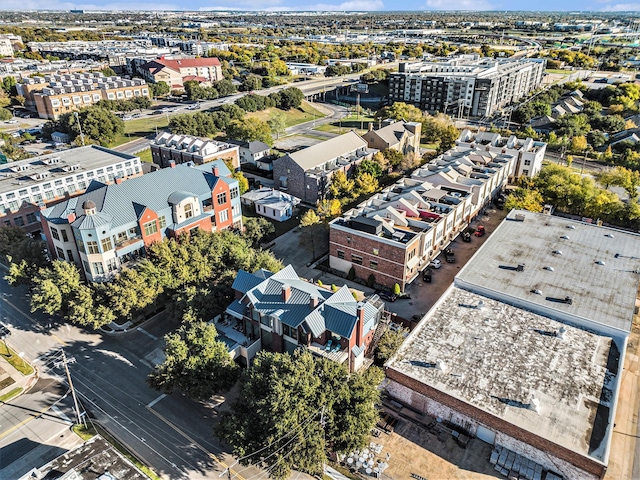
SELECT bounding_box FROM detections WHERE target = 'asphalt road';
[0,277,266,480]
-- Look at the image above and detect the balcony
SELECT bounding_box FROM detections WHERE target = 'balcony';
[307,342,349,364]
[115,236,143,250]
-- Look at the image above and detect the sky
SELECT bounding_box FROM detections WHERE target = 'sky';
[2,0,640,13]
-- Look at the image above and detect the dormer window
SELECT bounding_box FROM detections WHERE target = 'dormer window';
[184,203,194,219]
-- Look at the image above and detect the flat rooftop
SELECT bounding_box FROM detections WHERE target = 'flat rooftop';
[0,146,138,196]
[387,286,619,462]
[456,210,640,334]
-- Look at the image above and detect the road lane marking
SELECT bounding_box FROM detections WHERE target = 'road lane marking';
[0,297,67,346]
[0,403,55,440]
[146,394,166,408]
[146,406,245,480]
[137,327,158,340]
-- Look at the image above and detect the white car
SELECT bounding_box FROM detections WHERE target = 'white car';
[5,119,18,124]
[429,259,442,269]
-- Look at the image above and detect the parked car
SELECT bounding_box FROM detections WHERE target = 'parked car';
[4,119,18,124]
[429,259,442,269]
[378,291,397,302]
[475,226,486,237]
[422,268,432,283]
[462,231,471,242]
[444,248,455,263]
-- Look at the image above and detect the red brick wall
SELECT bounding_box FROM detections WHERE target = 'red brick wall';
[139,209,161,246]
[173,216,213,236]
[212,179,233,230]
[385,368,606,479]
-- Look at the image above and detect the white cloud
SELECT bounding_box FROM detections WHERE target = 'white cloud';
[600,2,640,9]
[425,0,494,9]
[0,0,179,10]
[200,0,382,9]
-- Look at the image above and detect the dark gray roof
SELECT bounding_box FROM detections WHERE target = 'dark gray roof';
[42,162,236,230]
[167,190,197,205]
[231,269,266,294]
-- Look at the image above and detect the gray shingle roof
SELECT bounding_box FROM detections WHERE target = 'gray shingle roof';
[366,120,409,146]
[284,131,367,171]
[42,161,236,230]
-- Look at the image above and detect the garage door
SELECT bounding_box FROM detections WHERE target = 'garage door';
[476,425,496,445]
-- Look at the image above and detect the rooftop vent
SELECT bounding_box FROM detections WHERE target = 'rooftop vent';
[566,225,576,230]
[605,233,614,238]
[556,326,566,340]
[514,213,526,222]
[529,395,541,414]
[543,266,554,271]
[516,263,525,272]
[475,300,485,310]
[531,289,542,295]
[595,260,605,266]
[552,250,562,255]
[560,235,570,240]
[436,359,447,373]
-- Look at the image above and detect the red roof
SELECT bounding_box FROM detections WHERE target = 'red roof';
[155,57,221,70]
[182,75,208,83]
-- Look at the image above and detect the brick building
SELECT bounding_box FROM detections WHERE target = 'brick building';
[139,57,222,90]
[0,146,142,235]
[223,264,384,370]
[39,160,242,282]
[385,210,640,480]
[273,131,376,204]
[17,72,150,120]
[150,132,240,170]
[361,119,422,156]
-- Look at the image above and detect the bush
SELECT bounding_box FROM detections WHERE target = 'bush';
[331,284,338,292]
[393,283,401,295]
[367,274,376,288]
[317,280,323,287]
[347,266,356,281]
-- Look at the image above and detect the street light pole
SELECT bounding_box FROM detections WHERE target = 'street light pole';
[74,111,85,146]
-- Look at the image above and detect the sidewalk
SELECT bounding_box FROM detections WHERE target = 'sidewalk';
[0,345,37,401]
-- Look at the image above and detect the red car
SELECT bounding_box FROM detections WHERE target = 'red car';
[474,226,486,237]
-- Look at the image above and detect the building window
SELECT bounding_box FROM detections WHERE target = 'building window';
[101,237,113,252]
[26,213,37,224]
[56,247,65,260]
[352,254,363,265]
[66,250,74,262]
[217,192,227,205]
[92,262,105,275]
[230,187,239,200]
[370,260,378,270]
[159,216,167,228]
[144,221,158,236]
[51,227,60,240]
[184,203,194,219]
[14,216,24,226]
[83,261,90,272]
[373,248,379,255]
[219,209,229,223]
[524,160,531,166]
[107,258,118,272]
[86,241,99,254]
[61,229,69,242]
[337,250,345,259]
[523,169,529,176]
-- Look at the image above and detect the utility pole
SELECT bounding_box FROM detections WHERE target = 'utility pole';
[74,111,85,146]
[320,406,327,476]
[61,349,84,427]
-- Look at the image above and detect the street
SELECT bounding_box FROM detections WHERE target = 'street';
[0,277,265,480]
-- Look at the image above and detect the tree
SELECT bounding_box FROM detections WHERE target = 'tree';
[1,226,49,286]
[268,112,287,139]
[148,320,240,401]
[276,87,304,110]
[0,108,11,121]
[317,199,342,218]
[240,74,262,92]
[0,90,10,108]
[76,108,124,146]
[217,351,382,480]
[149,81,170,98]
[300,209,321,259]
[570,135,588,153]
[377,102,424,123]
[374,327,408,366]
[226,118,273,146]
[503,187,544,213]
[243,217,275,245]
[357,159,383,178]
[328,170,354,201]
[354,172,378,196]
[100,67,116,77]
[381,148,404,168]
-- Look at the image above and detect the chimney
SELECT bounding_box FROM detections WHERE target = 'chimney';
[67,212,76,223]
[310,295,318,309]
[168,160,176,168]
[114,176,123,185]
[368,122,373,132]
[281,284,291,302]
[213,166,220,177]
[356,302,365,346]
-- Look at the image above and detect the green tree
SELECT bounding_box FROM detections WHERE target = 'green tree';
[268,112,287,139]
[300,209,321,259]
[374,327,408,366]
[0,108,12,121]
[357,159,383,178]
[1,226,49,285]
[100,67,116,77]
[354,171,378,196]
[570,135,588,153]
[148,320,240,401]
[243,217,275,245]
[217,351,382,480]
[503,187,544,213]
[149,81,170,98]
[276,87,304,110]
[240,74,262,92]
[377,102,424,123]
[226,118,273,146]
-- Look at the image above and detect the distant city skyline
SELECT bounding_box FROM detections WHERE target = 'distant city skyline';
[1,0,640,13]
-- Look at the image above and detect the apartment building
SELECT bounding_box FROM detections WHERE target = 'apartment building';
[329,178,473,290]
[40,161,242,282]
[456,130,547,178]
[0,146,142,236]
[273,131,376,204]
[223,264,384,370]
[150,132,240,170]
[0,36,16,57]
[139,57,222,90]
[27,40,166,61]
[17,72,150,119]
[388,55,546,117]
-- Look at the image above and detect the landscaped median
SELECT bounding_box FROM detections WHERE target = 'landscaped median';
[1,340,34,376]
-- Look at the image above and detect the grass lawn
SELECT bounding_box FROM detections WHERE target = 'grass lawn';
[72,424,96,441]
[109,116,169,147]
[0,387,22,403]
[314,114,375,136]
[246,101,326,128]
[137,148,153,163]
[0,341,34,376]
[545,69,572,75]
